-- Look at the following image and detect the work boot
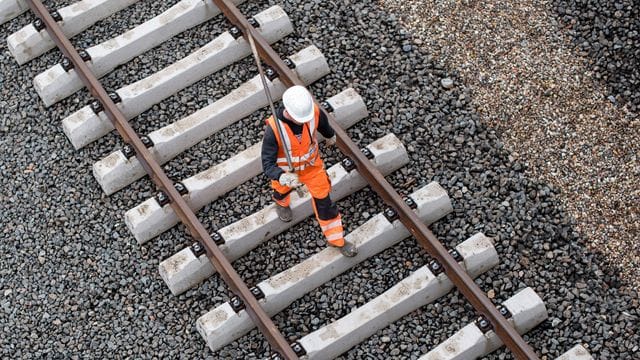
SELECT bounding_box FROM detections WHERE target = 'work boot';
[276,204,292,222]
[330,240,357,257]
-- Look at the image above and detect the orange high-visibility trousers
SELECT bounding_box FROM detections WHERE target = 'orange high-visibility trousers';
[271,162,345,247]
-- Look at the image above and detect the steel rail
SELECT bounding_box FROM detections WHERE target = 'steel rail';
[212,1,540,358]
[24,1,298,358]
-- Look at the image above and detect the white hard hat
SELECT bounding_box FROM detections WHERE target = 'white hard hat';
[282,85,314,123]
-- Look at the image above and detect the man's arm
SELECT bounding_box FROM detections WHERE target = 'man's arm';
[261,126,285,181]
[316,110,335,139]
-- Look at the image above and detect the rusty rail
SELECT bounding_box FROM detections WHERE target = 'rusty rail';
[24,1,298,358]
[212,1,540,358]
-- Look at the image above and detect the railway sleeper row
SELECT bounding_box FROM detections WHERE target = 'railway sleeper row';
[124,88,367,243]
[35,2,281,109]
[7,0,138,64]
[197,182,459,352]
[6,1,596,358]
[90,43,325,193]
[7,0,254,65]
[288,237,500,360]
[8,0,245,68]
[61,5,299,149]
[160,133,411,295]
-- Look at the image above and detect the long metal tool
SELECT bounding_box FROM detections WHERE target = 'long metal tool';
[246,31,302,197]
[212,1,540,359]
[24,1,298,358]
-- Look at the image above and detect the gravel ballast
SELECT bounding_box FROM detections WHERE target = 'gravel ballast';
[379,0,640,292]
[1,0,638,359]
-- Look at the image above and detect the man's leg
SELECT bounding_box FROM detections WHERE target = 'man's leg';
[300,165,357,257]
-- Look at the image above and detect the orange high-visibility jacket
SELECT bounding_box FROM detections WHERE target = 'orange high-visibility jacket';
[265,104,322,172]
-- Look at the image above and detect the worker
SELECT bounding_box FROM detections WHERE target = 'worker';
[261,85,357,257]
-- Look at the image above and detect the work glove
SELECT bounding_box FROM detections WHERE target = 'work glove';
[324,135,337,147]
[279,172,301,188]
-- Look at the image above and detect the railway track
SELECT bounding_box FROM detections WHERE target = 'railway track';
[3,0,597,358]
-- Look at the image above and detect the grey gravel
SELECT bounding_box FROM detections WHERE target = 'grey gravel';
[0,0,638,359]
[382,0,640,295]
[554,0,640,112]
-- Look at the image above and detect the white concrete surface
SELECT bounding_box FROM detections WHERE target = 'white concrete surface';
[0,0,28,25]
[125,88,367,243]
[8,0,138,64]
[159,133,409,296]
[34,0,246,107]
[298,234,498,360]
[196,182,454,351]
[419,287,548,360]
[93,44,325,195]
[556,345,593,360]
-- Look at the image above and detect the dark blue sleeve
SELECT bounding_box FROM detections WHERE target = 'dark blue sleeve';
[261,125,285,181]
[317,110,335,139]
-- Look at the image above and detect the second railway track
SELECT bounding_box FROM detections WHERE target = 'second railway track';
[1,0,636,359]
